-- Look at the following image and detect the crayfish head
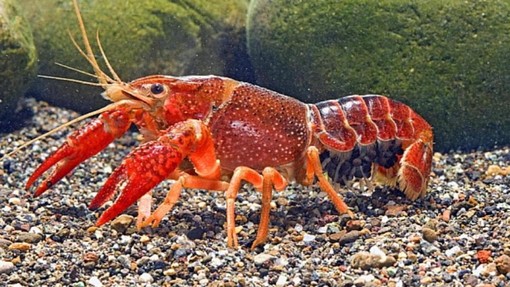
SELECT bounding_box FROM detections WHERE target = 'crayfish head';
[102,81,162,109]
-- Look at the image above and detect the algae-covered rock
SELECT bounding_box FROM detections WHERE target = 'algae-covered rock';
[247,0,510,151]
[0,0,37,120]
[19,0,249,112]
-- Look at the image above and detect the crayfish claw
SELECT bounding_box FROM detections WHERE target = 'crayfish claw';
[26,143,74,196]
[92,141,183,227]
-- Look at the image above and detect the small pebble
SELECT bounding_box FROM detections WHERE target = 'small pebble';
[138,273,154,283]
[8,242,31,251]
[303,233,316,243]
[110,214,133,233]
[253,253,273,265]
[495,255,510,275]
[276,274,288,287]
[140,235,150,244]
[0,260,15,274]
[88,277,102,287]
[422,227,438,243]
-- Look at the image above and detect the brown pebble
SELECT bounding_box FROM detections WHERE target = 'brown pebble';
[329,231,346,242]
[235,214,247,224]
[8,242,31,252]
[346,220,364,231]
[409,235,422,243]
[87,226,98,233]
[276,197,289,206]
[486,165,510,176]
[83,252,99,263]
[385,205,408,217]
[16,232,43,244]
[11,257,21,265]
[494,254,510,275]
[350,252,396,270]
[422,227,438,243]
[110,214,134,233]
[293,234,304,242]
[442,209,451,222]
[423,219,438,230]
[338,230,361,245]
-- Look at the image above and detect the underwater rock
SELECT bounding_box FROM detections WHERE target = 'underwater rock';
[0,0,37,121]
[247,0,510,151]
[18,0,251,113]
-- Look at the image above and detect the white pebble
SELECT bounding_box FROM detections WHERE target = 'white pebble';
[369,246,387,259]
[303,233,316,243]
[138,273,153,283]
[294,223,303,232]
[253,253,273,265]
[210,257,224,268]
[317,226,328,234]
[29,227,43,235]
[445,246,461,257]
[0,260,15,274]
[274,257,289,267]
[120,235,132,244]
[276,274,288,287]
[354,274,375,285]
[447,181,459,190]
[8,198,21,205]
[94,230,103,240]
[473,264,485,277]
[88,276,103,287]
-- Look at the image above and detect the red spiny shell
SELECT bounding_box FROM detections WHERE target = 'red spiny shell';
[208,83,310,171]
[313,95,431,151]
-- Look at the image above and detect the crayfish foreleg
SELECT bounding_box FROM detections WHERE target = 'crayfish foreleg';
[26,108,132,196]
[89,119,227,228]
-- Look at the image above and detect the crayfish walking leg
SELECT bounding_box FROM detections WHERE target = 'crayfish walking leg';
[305,146,355,218]
[225,167,287,249]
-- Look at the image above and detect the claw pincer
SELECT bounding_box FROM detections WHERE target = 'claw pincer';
[88,119,217,227]
[90,140,183,226]
[26,109,131,196]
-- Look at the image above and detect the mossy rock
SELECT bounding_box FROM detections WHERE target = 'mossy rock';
[0,0,37,121]
[247,0,510,151]
[19,0,250,112]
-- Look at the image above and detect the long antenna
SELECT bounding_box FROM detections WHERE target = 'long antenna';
[72,0,109,86]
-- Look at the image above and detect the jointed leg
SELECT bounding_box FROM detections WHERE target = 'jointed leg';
[251,167,288,249]
[141,174,229,228]
[306,146,354,218]
[136,192,153,228]
[225,167,264,248]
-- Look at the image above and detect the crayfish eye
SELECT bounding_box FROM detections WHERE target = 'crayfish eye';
[150,83,165,95]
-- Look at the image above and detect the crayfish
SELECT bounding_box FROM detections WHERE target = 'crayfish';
[10,0,433,249]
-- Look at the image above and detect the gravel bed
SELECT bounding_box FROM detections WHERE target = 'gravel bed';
[1,98,510,287]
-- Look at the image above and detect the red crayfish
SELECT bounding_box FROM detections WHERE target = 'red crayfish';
[15,0,433,249]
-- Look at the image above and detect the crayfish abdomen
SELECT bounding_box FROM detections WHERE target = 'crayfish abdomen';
[311,95,433,199]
